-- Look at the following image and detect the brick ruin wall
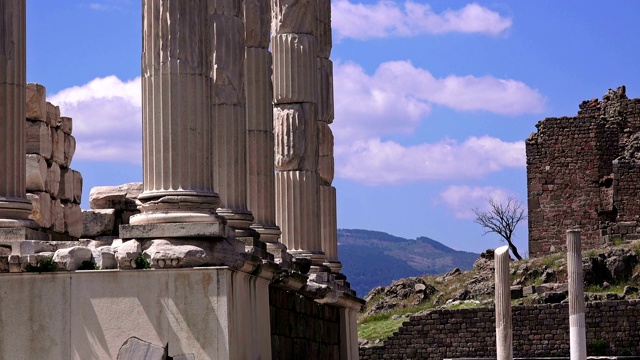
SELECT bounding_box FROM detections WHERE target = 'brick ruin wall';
[527,86,640,257]
[359,300,640,359]
[269,286,342,360]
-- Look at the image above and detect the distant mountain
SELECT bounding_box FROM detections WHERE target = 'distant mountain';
[337,229,479,297]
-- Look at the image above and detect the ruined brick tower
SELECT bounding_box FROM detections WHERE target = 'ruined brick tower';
[527,86,640,257]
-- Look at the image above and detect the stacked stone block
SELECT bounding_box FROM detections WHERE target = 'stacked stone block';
[527,86,640,257]
[81,182,142,239]
[359,300,640,359]
[24,83,83,239]
[270,286,341,359]
[272,0,325,267]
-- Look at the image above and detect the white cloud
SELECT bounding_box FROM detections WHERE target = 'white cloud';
[332,60,545,143]
[49,76,142,163]
[335,136,525,185]
[332,1,512,40]
[437,185,514,219]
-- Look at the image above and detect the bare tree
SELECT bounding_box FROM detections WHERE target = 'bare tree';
[473,197,526,260]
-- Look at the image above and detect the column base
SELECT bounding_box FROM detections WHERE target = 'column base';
[0,199,39,230]
[250,224,281,244]
[289,249,326,267]
[130,195,222,225]
[324,260,343,274]
[0,227,51,241]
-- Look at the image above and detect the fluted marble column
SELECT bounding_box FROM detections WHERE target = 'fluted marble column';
[272,0,326,267]
[0,0,37,229]
[316,0,341,273]
[567,229,587,360]
[208,0,259,240]
[244,0,282,246]
[495,245,513,360]
[131,0,222,226]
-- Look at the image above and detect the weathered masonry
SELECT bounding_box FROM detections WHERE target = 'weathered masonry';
[0,1,363,359]
[526,86,640,257]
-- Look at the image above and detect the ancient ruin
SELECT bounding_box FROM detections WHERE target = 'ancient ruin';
[494,246,512,360]
[0,0,363,359]
[527,86,640,257]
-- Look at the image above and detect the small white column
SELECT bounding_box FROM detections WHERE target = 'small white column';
[495,245,513,360]
[0,0,38,230]
[567,229,587,360]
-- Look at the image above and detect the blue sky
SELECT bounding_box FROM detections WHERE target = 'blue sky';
[25,1,640,256]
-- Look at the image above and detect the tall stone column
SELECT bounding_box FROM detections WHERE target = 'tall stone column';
[272,0,326,267]
[494,245,513,360]
[244,0,284,251]
[209,0,260,243]
[131,0,222,226]
[316,0,341,273]
[567,229,587,360]
[0,0,38,231]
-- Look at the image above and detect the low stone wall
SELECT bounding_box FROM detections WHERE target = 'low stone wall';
[360,300,640,359]
[270,286,341,359]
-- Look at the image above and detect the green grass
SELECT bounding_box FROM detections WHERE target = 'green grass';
[358,302,437,342]
[358,317,405,342]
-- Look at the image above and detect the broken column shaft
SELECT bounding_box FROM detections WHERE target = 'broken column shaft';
[494,245,513,360]
[567,229,587,360]
[0,0,38,230]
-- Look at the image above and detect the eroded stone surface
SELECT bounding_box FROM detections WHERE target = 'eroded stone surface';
[26,120,52,159]
[117,337,166,360]
[26,154,47,192]
[274,103,318,171]
[53,246,92,271]
[82,209,116,237]
[271,0,316,35]
[25,83,46,121]
[90,182,142,210]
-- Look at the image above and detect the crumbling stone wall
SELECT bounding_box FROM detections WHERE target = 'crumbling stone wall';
[527,86,640,257]
[359,300,640,359]
[24,83,83,241]
[270,286,341,359]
